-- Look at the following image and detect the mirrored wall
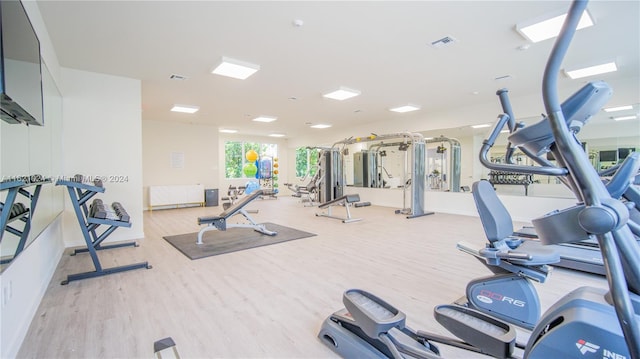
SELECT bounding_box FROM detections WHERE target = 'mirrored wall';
[1,61,64,271]
[342,108,638,200]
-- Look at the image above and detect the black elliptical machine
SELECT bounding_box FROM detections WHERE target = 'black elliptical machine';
[317,1,640,358]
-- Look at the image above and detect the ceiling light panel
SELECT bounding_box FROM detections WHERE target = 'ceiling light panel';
[170,104,199,114]
[211,57,260,80]
[323,87,361,101]
[613,115,637,121]
[390,105,421,113]
[269,133,286,137]
[604,105,633,112]
[310,124,332,129]
[564,61,617,79]
[471,124,491,129]
[516,9,594,43]
[219,129,238,133]
[252,116,277,123]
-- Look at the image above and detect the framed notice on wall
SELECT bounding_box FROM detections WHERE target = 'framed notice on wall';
[170,152,184,169]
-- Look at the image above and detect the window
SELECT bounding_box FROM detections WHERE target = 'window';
[295,147,321,178]
[225,141,278,178]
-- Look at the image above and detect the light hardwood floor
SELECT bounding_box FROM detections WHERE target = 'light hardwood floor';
[17,196,608,358]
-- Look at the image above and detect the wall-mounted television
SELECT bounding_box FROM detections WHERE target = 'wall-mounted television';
[599,150,617,162]
[0,0,44,126]
[618,148,635,160]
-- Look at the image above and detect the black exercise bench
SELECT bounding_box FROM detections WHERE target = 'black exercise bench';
[197,189,276,244]
[316,194,363,223]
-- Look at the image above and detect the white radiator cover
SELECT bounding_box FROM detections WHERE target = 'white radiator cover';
[149,184,204,209]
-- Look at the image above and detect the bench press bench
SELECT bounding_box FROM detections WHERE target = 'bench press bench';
[197,189,276,244]
[316,194,363,223]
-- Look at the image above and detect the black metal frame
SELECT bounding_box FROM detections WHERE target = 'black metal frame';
[56,177,150,285]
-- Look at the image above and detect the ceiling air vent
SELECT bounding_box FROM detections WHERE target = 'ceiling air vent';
[169,74,188,80]
[430,36,457,48]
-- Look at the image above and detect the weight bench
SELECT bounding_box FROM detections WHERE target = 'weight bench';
[316,194,363,223]
[197,189,276,244]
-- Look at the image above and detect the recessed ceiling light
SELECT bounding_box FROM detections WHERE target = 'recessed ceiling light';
[170,104,199,114]
[211,57,260,80]
[471,124,491,129]
[310,124,332,129]
[323,87,361,101]
[500,130,510,133]
[219,129,238,133]
[564,61,617,79]
[613,115,637,121]
[269,133,286,137]
[604,105,633,112]
[390,105,421,113]
[516,9,594,43]
[253,116,277,123]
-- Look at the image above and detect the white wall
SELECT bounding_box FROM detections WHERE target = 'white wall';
[61,68,144,246]
[0,3,66,358]
[142,120,220,209]
[0,216,65,359]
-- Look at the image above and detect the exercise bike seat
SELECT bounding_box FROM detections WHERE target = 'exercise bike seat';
[472,180,560,267]
[503,240,559,266]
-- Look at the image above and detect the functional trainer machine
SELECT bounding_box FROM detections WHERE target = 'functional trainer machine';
[57,175,151,285]
[318,1,640,357]
[197,189,276,244]
[334,132,434,219]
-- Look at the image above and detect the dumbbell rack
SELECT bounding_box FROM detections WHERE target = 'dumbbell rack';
[0,176,51,265]
[56,175,150,285]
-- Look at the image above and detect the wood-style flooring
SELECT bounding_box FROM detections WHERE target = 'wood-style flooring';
[17,196,608,358]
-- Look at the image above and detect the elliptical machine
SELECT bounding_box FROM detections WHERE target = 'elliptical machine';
[318,1,640,357]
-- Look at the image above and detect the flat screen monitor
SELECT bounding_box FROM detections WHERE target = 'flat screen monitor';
[599,150,617,162]
[618,148,635,160]
[0,0,44,126]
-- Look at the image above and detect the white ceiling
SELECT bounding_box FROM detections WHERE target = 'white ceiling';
[36,1,639,143]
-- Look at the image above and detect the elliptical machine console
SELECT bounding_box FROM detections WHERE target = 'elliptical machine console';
[318,1,640,358]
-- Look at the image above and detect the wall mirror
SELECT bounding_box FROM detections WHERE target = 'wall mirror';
[418,107,639,198]
[0,61,63,271]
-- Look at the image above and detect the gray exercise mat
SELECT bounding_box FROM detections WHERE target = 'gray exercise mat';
[163,222,316,260]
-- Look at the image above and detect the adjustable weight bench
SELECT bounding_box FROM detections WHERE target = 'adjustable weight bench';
[197,189,276,244]
[316,194,363,223]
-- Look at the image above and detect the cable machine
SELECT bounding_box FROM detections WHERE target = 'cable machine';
[333,132,433,219]
[425,135,461,192]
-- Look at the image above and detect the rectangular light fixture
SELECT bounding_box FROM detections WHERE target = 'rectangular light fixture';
[310,124,332,129]
[252,116,277,123]
[564,61,617,79]
[604,105,633,112]
[323,87,361,101]
[390,105,421,113]
[269,133,286,137]
[516,9,594,43]
[170,104,199,114]
[613,115,637,121]
[219,129,238,133]
[471,124,491,129]
[211,57,260,80]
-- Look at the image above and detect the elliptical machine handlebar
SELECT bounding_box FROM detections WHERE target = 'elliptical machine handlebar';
[541,0,640,356]
[478,114,569,176]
